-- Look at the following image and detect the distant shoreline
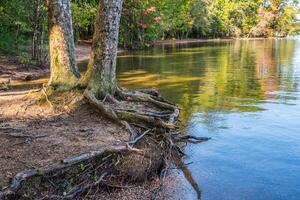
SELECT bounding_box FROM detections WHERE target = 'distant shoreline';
[75,37,293,63]
[153,37,290,46]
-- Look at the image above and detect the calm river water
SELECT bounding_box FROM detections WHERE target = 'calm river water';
[117,39,300,200]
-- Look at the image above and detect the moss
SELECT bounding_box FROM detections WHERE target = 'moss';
[0,82,10,91]
[116,111,138,123]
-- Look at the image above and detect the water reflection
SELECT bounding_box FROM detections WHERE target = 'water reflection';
[117,39,300,200]
[118,39,298,124]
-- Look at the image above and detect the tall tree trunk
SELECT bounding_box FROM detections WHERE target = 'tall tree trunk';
[32,0,43,66]
[47,0,80,89]
[83,0,123,98]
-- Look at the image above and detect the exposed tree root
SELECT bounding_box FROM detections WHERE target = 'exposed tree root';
[0,86,210,200]
[0,145,147,200]
[0,127,48,141]
[41,85,53,108]
[83,86,210,199]
[84,89,178,130]
[0,170,38,199]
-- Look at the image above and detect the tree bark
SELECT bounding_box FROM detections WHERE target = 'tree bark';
[83,0,123,98]
[32,0,43,66]
[47,0,80,89]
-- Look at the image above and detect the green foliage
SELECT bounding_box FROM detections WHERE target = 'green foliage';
[0,0,35,53]
[190,0,211,37]
[0,0,299,52]
[119,0,162,48]
[71,0,97,40]
[158,0,193,38]
[80,163,86,171]
[17,52,36,65]
[0,82,10,91]
[273,4,300,36]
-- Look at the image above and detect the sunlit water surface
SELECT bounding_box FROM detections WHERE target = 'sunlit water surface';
[117,39,300,200]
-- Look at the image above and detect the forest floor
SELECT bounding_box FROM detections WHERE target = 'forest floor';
[0,48,195,199]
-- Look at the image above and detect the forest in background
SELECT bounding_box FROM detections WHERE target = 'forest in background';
[0,0,299,58]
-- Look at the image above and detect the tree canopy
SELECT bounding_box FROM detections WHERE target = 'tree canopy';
[0,0,299,54]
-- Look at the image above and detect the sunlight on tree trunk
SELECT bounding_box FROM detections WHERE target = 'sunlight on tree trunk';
[47,0,80,89]
[83,0,123,98]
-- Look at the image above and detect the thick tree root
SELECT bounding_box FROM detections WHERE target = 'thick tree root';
[84,87,211,199]
[0,87,210,200]
[0,170,39,199]
[0,145,145,200]
[84,88,181,149]
[84,89,178,130]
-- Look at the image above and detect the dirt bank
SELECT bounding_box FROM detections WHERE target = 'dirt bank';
[0,90,130,187]
[0,54,198,199]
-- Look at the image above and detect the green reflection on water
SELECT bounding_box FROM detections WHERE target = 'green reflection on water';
[117,39,297,125]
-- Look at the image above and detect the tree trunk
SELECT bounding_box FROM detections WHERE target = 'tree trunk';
[83,0,123,98]
[47,0,80,89]
[32,0,43,66]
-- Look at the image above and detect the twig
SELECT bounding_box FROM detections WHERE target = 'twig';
[101,182,135,189]
[128,129,151,146]
[62,172,108,200]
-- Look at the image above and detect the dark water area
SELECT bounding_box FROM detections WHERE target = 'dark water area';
[117,39,300,200]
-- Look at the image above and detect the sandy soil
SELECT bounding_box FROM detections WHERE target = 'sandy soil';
[76,43,92,63]
[75,168,198,200]
[76,43,125,63]
[0,44,125,92]
[0,91,130,187]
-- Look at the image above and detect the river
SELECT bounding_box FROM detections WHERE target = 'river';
[117,38,300,200]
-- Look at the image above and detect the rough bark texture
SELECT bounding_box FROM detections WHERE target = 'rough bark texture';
[32,0,43,66]
[47,0,80,89]
[83,0,123,98]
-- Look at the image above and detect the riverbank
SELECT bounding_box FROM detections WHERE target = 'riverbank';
[153,37,289,46]
[0,53,198,199]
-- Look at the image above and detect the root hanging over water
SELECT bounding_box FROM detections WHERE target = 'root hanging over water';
[81,86,209,199]
[0,86,210,200]
[85,88,179,127]
[84,87,180,145]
